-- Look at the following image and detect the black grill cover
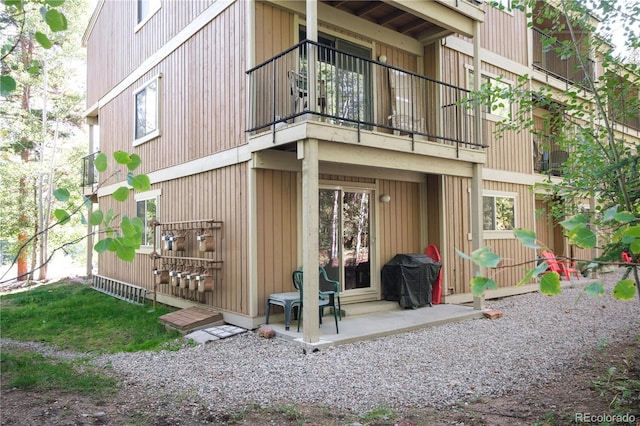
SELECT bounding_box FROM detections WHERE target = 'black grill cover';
[382,253,441,308]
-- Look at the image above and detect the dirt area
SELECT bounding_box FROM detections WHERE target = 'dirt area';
[1,339,638,425]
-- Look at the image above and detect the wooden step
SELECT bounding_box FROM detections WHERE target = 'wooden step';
[159,306,223,334]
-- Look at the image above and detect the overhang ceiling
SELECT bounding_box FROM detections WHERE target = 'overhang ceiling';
[319,0,453,42]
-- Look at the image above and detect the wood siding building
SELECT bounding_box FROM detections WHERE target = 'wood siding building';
[83,0,639,342]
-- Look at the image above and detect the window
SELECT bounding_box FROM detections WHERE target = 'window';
[468,69,512,119]
[135,190,160,251]
[136,0,161,28]
[483,194,515,231]
[133,75,161,145]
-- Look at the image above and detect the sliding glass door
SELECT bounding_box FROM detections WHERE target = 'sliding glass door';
[319,187,372,293]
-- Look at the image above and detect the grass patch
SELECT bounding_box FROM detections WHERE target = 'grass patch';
[0,349,118,396]
[360,406,397,424]
[0,280,183,353]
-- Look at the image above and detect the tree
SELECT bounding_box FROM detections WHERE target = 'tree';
[462,0,640,301]
[1,0,151,285]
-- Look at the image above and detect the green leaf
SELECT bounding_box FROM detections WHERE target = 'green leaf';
[471,276,497,297]
[45,9,67,32]
[603,206,618,222]
[614,211,636,224]
[622,225,640,238]
[112,187,130,202]
[53,188,70,201]
[104,208,115,226]
[120,216,139,239]
[89,210,103,226]
[630,239,640,255]
[0,75,17,96]
[514,228,541,248]
[560,214,588,231]
[53,209,70,224]
[540,272,561,295]
[94,153,107,172]
[455,248,472,261]
[471,246,501,268]
[3,0,24,11]
[94,238,112,253]
[568,227,597,249]
[584,282,605,297]
[45,0,66,7]
[612,280,636,301]
[130,216,144,229]
[113,151,131,165]
[128,154,142,171]
[116,243,136,262]
[34,31,53,49]
[131,174,151,192]
[27,60,40,75]
[517,262,549,286]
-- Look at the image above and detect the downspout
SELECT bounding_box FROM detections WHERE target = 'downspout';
[246,0,259,321]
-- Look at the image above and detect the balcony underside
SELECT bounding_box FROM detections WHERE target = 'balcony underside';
[249,120,486,174]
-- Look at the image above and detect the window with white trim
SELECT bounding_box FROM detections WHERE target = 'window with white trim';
[468,69,512,120]
[133,75,161,145]
[483,194,516,231]
[135,190,160,251]
[136,0,161,27]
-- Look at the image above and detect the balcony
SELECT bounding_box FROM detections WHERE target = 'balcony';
[247,41,483,153]
[532,27,595,89]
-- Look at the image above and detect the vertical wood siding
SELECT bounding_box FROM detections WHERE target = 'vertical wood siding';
[440,47,532,173]
[96,1,247,175]
[480,6,528,66]
[442,176,472,295]
[98,163,249,315]
[255,169,298,316]
[378,180,421,266]
[484,180,535,287]
[86,0,216,106]
[254,2,295,63]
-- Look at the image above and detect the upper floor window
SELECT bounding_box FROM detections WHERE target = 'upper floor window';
[133,75,161,146]
[468,69,512,120]
[135,189,160,251]
[136,0,161,30]
[483,194,516,231]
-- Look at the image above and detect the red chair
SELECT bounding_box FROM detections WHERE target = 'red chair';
[541,250,580,281]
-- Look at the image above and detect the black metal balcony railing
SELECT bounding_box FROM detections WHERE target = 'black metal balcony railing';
[532,27,595,89]
[82,151,99,190]
[247,40,482,150]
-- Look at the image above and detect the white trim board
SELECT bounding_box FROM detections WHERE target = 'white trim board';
[97,145,251,197]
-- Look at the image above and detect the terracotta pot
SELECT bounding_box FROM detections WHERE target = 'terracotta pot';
[196,275,214,293]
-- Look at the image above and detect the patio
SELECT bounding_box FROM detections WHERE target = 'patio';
[264,300,486,349]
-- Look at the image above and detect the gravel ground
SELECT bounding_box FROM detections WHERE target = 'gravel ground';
[89,270,640,417]
[3,270,639,420]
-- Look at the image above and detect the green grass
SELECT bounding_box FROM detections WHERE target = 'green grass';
[0,281,183,353]
[0,350,118,396]
[0,280,187,396]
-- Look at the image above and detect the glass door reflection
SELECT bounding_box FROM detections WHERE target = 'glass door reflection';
[319,188,371,292]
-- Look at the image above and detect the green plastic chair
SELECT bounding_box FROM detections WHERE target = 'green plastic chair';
[319,266,342,320]
[293,270,339,334]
